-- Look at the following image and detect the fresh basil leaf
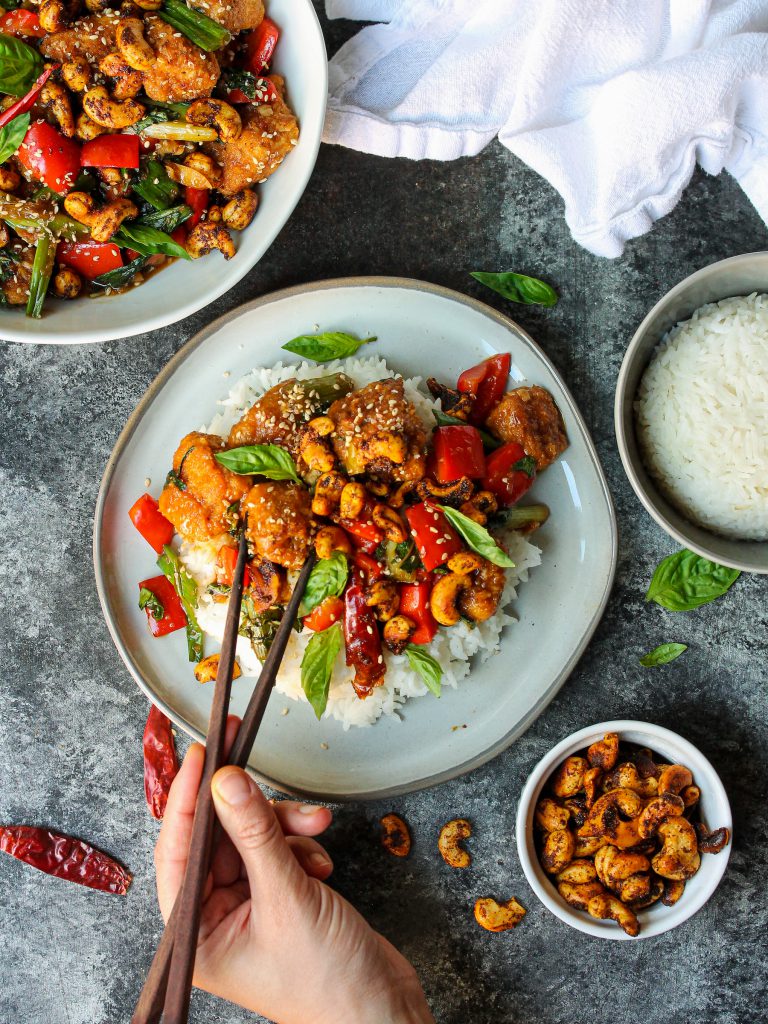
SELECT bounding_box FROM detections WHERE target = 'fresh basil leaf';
[0,33,43,96]
[158,0,231,52]
[139,586,165,621]
[301,622,343,720]
[432,408,501,450]
[114,222,190,260]
[301,552,348,616]
[471,271,558,307]
[645,549,740,612]
[91,255,149,290]
[219,68,275,101]
[639,643,687,667]
[215,444,301,483]
[438,505,515,568]
[157,545,202,661]
[138,204,192,234]
[405,645,442,697]
[239,599,283,662]
[132,159,179,211]
[0,111,28,164]
[511,455,536,478]
[282,332,377,362]
[165,469,186,491]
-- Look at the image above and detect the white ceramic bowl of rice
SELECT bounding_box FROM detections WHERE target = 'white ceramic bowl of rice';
[615,252,768,573]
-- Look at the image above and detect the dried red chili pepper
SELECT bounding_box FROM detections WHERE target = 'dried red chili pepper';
[143,703,178,820]
[0,826,132,894]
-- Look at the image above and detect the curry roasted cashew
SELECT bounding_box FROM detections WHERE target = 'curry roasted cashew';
[313,526,352,560]
[637,793,685,838]
[40,81,75,138]
[657,764,693,796]
[99,53,144,100]
[39,0,76,32]
[63,192,139,242]
[185,152,223,189]
[557,880,606,911]
[578,788,644,849]
[661,879,686,905]
[187,98,242,141]
[474,897,526,932]
[186,221,236,260]
[0,167,21,192]
[586,732,619,771]
[459,490,498,525]
[586,893,639,937]
[379,814,411,858]
[116,17,156,71]
[194,654,242,684]
[382,615,416,655]
[551,756,588,799]
[62,57,93,93]
[695,823,731,854]
[651,818,701,881]
[83,86,145,129]
[534,797,570,833]
[438,819,472,868]
[630,876,664,910]
[364,579,399,622]
[311,470,347,517]
[416,476,473,507]
[222,189,260,231]
[603,762,658,798]
[429,572,471,626]
[372,504,408,543]
[75,112,107,141]
[53,267,81,299]
[339,482,366,520]
[540,828,576,875]
[582,767,602,809]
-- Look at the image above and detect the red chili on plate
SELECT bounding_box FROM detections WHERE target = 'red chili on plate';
[138,575,187,637]
[482,442,536,506]
[405,502,464,572]
[143,704,178,820]
[433,424,486,482]
[57,240,123,279]
[17,119,81,194]
[128,493,175,552]
[457,353,511,424]
[0,66,55,129]
[81,133,140,169]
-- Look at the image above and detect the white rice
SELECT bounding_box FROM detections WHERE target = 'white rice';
[635,293,768,541]
[181,355,542,728]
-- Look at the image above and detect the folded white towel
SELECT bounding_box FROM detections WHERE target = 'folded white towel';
[323,0,768,257]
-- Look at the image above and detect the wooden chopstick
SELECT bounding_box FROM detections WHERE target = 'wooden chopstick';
[132,547,316,1024]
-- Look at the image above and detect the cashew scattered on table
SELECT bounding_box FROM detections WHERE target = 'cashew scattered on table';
[587,731,619,771]
[474,897,526,933]
[194,654,242,684]
[380,813,411,858]
[83,86,145,129]
[187,98,242,141]
[63,192,138,242]
[438,818,472,868]
[186,221,236,259]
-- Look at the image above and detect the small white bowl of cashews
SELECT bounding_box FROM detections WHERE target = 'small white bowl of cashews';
[516,720,733,940]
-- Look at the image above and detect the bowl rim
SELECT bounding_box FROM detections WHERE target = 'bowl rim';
[0,0,327,346]
[614,251,768,574]
[515,719,733,941]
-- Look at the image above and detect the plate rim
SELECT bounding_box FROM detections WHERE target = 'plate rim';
[93,276,619,800]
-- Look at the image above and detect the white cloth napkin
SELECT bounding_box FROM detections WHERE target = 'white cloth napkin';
[323,0,768,257]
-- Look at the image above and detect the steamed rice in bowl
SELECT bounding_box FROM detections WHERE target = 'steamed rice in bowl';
[179,355,542,729]
[635,293,768,542]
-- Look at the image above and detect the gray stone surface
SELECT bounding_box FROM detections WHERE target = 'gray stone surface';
[1,8,767,1024]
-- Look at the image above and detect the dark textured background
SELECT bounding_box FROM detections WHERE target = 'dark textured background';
[1,7,767,1023]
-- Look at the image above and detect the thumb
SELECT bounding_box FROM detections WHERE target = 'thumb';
[211,766,307,897]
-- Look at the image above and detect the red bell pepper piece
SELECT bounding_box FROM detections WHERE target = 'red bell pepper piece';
[457,353,511,424]
[143,704,178,820]
[0,65,56,130]
[226,77,278,106]
[341,516,384,554]
[405,502,464,572]
[128,493,175,553]
[81,133,140,169]
[217,545,252,589]
[351,550,385,581]
[433,425,486,482]
[0,9,46,36]
[482,442,536,507]
[245,16,279,73]
[399,581,437,645]
[17,118,81,193]
[344,584,384,697]
[184,186,209,228]
[138,575,187,637]
[304,595,345,632]
[57,240,123,279]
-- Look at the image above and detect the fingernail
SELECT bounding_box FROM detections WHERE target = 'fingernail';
[309,852,331,868]
[299,803,322,814]
[214,769,254,806]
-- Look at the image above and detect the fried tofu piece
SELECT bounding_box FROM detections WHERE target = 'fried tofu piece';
[143,15,219,103]
[203,0,264,34]
[39,12,120,67]
[158,432,251,542]
[228,379,316,458]
[243,481,314,570]
[205,75,298,196]
[485,385,568,470]
[0,243,33,305]
[327,378,427,482]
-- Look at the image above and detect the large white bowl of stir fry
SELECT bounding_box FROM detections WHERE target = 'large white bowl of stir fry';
[0,0,326,342]
[94,278,618,799]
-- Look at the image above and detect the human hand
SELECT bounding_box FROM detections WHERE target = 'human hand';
[155,719,434,1024]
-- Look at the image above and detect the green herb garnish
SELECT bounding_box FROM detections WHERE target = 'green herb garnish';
[405,645,442,696]
[91,256,149,291]
[471,271,558,307]
[300,622,343,720]
[139,204,192,234]
[157,545,203,661]
[158,0,231,52]
[139,587,165,620]
[132,159,179,211]
[0,33,43,96]
[0,111,28,164]
[25,231,54,319]
[438,505,515,568]
[639,643,687,667]
[282,333,377,363]
[645,549,740,612]
[215,444,301,483]
[301,552,348,616]
[113,222,190,260]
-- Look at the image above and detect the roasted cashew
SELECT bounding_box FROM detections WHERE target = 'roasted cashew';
[165,160,217,189]
[186,221,236,260]
[313,526,351,560]
[0,224,8,248]
[594,845,650,891]
[474,897,526,932]
[438,818,472,868]
[63,192,138,243]
[637,794,684,838]
[587,732,619,771]
[446,551,484,576]
[695,823,730,854]
[185,152,222,189]
[380,813,410,857]
[652,818,701,881]
[574,834,608,858]
[416,475,473,507]
[364,579,399,622]
[116,18,155,72]
[657,764,693,796]
[551,756,588,799]
[83,86,145,129]
[563,796,588,829]
[187,98,242,141]
[540,828,575,875]
[382,615,416,655]
[583,767,602,809]
[555,859,598,885]
[40,81,75,138]
[429,573,471,627]
[586,893,639,937]
[133,0,163,8]
[222,189,259,231]
[534,797,570,833]
[62,58,93,93]
[630,876,664,910]
[75,112,108,141]
[299,435,335,474]
[603,762,658,799]
[661,879,685,906]
[98,166,133,201]
[557,880,606,911]
[459,490,498,525]
[388,480,418,509]
[339,482,366,520]
[39,0,75,32]
[311,470,347,517]
[84,0,111,10]
[99,53,144,100]
[194,654,242,684]
[53,268,81,299]
[578,788,644,847]
[372,504,407,543]
[681,785,701,809]
[0,167,21,192]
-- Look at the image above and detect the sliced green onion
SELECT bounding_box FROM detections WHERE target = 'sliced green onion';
[141,120,218,142]
[158,0,231,52]
[25,231,55,319]
[503,503,550,530]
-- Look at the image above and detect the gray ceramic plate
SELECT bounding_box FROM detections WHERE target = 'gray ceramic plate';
[93,278,617,800]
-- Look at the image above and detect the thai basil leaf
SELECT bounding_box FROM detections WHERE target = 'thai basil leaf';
[0,112,28,164]
[471,270,558,307]
[645,549,740,612]
[219,69,274,101]
[139,204,192,234]
[301,552,348,616]
[438,505,515,568]
[405,645,442,697]
[282,332,377,362]
[215,444,301,483]
[300,622,343,720]
[239,600,282,663]
[138,586,165,621]
[165,444,195,491]
[432,408,501,450]
[512,455,536,477]
[113,222,190,260]
[0,33,43,96]
[639,643,687,667]
[132,159,179,211]
[157,545,202,662]
[91,256,149,290]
